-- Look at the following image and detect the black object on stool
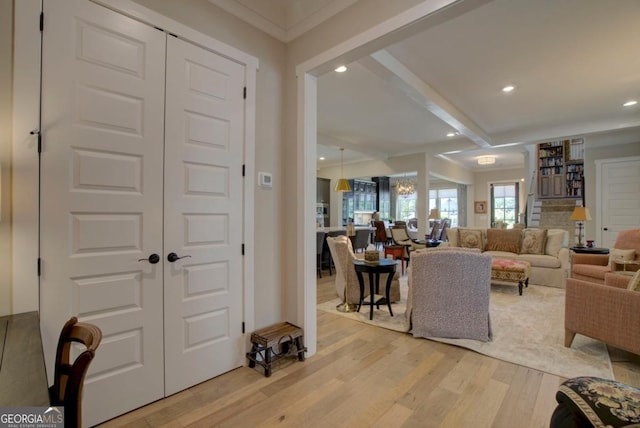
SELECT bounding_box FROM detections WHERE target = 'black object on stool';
[550,376,640,427]
[246,322,306,377]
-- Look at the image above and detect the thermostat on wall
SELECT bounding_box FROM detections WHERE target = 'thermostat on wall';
[259,172,272,188]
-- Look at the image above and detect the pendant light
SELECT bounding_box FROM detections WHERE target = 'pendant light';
[334,148,351,192]
[395,175,415,196]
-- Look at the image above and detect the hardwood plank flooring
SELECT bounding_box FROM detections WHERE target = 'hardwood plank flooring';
[99,268,640,428]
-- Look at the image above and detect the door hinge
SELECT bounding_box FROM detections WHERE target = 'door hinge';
[243,87,247,99]
[241,244,245,255]
[242,322,245,334]
[39,12,43,32]
[37,258,41,277]
[242,164,245,177]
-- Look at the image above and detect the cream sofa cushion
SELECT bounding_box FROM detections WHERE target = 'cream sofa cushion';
[545,229,567,257]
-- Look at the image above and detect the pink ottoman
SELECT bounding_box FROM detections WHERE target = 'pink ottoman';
[491,258,531,295]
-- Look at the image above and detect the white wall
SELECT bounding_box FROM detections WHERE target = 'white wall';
[472,168,527,228]
[0,0,13,316]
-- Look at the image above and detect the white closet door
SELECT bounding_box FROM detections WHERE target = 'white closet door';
[40,1,166,425]
[598,157,640,247]
[163,36,245,395]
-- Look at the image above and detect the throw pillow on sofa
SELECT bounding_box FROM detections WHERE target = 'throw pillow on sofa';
[545,229,566,257]
[521,228,547,255]
[609,248,636,265]
[485,229,521,253]
[458,229,484,250]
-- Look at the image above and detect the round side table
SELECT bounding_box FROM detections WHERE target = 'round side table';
[352,259,396,320]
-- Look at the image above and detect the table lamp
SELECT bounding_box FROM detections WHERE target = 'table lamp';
[429,208,441,221]
[569,206,591,247]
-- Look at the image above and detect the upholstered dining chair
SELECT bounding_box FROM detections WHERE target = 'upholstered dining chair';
[49,317,102,428]
[353,228,370,253]
[406,248,492,341]
[326,235,401,305]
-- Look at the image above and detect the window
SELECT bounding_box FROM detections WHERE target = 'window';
[396,193,416,221]
[491,183,519,228]
[429,188,458,227]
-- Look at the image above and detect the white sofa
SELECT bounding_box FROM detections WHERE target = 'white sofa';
[448,227,570,288]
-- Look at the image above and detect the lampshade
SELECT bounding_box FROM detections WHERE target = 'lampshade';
[569,206,592,221]
[334,178,351,192]
[429,208,441,220]
[334,148,351,192]
[478,156,496,165]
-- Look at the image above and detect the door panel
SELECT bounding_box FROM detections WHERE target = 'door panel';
[599,159,640,247]
[163,36,245,395]
[40,1,166,425]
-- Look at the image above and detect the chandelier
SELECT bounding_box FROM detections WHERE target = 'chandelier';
[395,176,415,196]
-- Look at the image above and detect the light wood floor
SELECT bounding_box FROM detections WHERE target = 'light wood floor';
[99,269,640,428]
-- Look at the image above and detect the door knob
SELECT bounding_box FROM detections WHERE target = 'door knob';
[138,253,160,264]
[167,252,192,263]
[604,227,609,231]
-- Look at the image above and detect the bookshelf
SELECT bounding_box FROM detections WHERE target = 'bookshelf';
[537,138,584,199]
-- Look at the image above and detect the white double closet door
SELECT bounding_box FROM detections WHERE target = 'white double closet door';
[39,1,245,426]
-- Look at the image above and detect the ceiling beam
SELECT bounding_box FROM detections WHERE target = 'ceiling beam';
[364,49,493,148]
[317,133,390,160]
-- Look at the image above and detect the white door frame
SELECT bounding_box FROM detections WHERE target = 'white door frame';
[296,0,478,356]
[13,0,257,336]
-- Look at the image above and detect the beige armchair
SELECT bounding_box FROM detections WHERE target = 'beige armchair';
[565,274,640,355]
[390,226,426,259]
[326,235,401,305]
[406,248,493,341]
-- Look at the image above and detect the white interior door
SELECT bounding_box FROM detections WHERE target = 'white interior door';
[163,36,245,395]
[40,0,166,425]
[597,157,640,247]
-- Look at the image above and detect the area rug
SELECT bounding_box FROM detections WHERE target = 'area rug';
[317,278,614,379]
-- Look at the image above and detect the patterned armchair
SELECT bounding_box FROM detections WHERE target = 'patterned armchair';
[565,273,640,356]
[326,235,401,305]
[406,248,493,341]
[571,229,640,285]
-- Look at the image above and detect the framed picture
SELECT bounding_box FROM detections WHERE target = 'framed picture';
[474,201,487,214]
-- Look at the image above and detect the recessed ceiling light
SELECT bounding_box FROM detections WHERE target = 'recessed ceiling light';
[447,132,456,137]
[319,157,325,161]
[623,100,638,107]
[502,85,515,93]
[334,65,347,73]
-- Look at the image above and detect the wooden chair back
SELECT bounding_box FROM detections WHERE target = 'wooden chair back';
[49,317,102,428]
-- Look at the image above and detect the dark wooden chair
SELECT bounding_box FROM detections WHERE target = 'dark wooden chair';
[373,221,389,249]
[316,231,326,278]
[49,317,102,428]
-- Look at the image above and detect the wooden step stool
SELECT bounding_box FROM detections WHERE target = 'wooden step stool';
[246,322,306,377]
